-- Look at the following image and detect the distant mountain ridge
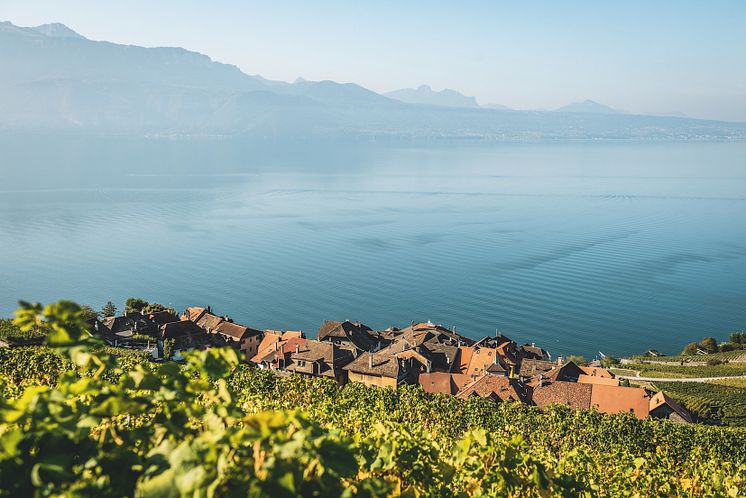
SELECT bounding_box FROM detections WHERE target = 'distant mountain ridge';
[556,100,621,114]
[385,85,480,108]
[1,21,745,140]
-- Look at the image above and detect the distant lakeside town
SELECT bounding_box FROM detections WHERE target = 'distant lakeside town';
[45,298,692,425]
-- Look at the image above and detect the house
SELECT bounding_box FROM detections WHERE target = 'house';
[96,312,157,343]
[252,335,307,370]
[184,306,263,361]
[530,379,593,410]
[213,321,263,360]
[344,351,411,388]
[418,372,471,395]
[316,320,387,352]
[158,319,210,360]
[285,340,353,384]
[649,391,693,423]
[251,330,305,367]
[589,384,651,420]
[456,374,528,403]
[519,343,550,361]
[517,358,557,379]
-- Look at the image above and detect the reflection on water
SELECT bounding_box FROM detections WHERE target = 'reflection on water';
[1,137,745,357]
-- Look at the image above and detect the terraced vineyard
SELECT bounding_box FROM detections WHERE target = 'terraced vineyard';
[2,301,746,496]
[625,362,746,378]
[654,381,746,427]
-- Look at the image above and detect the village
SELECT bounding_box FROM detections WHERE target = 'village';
[91,304,693,424]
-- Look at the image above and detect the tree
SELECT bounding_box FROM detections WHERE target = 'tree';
[78,304,100,322]
[700,337,718,354]
[124,297,149,314]
[566,355,587,365]
[163,338,176,360]
[730,331,746,346]
[682,342,699,356]
[719,342,738,352]
[600,355,619,368]
[142,302,166,314]
[101,301,117,317]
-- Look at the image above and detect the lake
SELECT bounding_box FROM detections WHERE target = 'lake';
[1,136,745,358]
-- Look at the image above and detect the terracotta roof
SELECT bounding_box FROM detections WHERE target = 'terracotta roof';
[457,375,527,402]
[419,372,471,395]
[316,320,382,351]
[182,307,206,322]
[531,380,593,410]
[344,351,401,378]
[456,346,473,373]
[465,347,501,378]
[292,340,347,363]
[519,344,548,360]
[577,374,620,386]
[518,358,556,378]
[579,366,615,378]
[196,313,224,331]
[215,321,261,340]
[147,310,180,326]
[590,384,650,420]
[161,320,204,340]
[649,391,693,423]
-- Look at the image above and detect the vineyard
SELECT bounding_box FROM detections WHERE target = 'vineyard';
[1,302,746,496]
[654,381,746,427]
[627,362,746,379]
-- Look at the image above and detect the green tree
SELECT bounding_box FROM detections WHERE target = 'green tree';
[682,342,699,355]
[600,355,619,368]
[101,300,117,317]
[142,302,166,314]
[730,331,746,346]
[78,304,100,322]
[566,355,587,365]
[163,338,176,360]
[700,337,718,354]
[124,297,148,314]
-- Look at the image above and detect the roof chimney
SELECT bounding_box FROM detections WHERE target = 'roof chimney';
[295,344,300,354]
[368,354,373,369]
[539,374,544,387]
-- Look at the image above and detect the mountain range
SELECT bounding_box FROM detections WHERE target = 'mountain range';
[1,21,745,140]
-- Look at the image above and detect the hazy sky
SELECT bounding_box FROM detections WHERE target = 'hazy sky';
[3,0,746,121]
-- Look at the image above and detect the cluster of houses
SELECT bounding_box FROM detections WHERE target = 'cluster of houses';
[91,306,692,424]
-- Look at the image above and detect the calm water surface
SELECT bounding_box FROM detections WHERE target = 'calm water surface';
[1,138,745,357]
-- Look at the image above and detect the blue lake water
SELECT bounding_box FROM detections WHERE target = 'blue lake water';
[1,138,745,357]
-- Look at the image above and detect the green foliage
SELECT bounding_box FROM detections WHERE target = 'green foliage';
[0,318,47,345]
[655,381,746,427]
[700,337,718,354]
[163,338,175,360]
[79,304,100,322]
[142,302,166,314]
[2,300,746,497]
[600,355,619,368]
[124,297,148,314]
[633,362,746,379]
[682,342,699,355]
[565,355,587,365]
[101,301,117,318]
[730,331,746,346]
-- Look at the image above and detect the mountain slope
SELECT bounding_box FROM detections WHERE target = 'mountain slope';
[1,21,745,140]
[556,100,621,114]
[385,85,480,108]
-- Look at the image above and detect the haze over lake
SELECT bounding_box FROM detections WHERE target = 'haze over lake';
[1,136,744,357]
